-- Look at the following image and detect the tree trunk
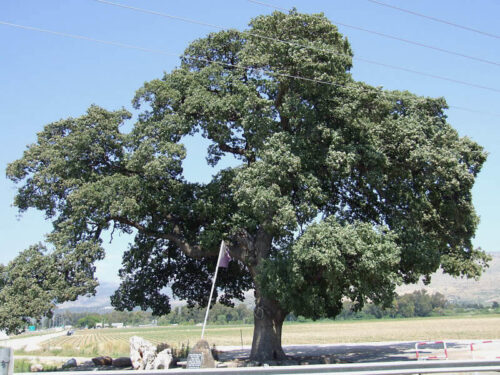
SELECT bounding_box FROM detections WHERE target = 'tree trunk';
[228,228,287,362]
[249,290,287,362]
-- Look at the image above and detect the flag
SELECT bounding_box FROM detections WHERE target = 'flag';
[218,242,231,268]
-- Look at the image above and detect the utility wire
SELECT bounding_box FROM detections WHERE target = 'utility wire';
[96,0,500,68]
[0,21,178,57]
[91,0,340,56]
[90,0,500,93]
[351,56,500,93]
[331,21,500,68]
[1,20,498,117]
[0,20,336,86]
[246,0,500,92]
[247,0,500,66]
[365,0,500,40]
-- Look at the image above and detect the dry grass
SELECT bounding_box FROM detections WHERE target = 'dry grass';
[281,315,500,345]
[23,314,500,358]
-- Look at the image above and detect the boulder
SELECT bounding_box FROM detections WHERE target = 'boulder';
[152,348,173,369]
[62,358,77,369]
[129,336,157,370]
[92,356,113,366]
[156,342,170,353]
[112,357,132,368]
[187,340,215,369]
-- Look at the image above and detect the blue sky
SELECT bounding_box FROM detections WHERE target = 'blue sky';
[1,0,499,284]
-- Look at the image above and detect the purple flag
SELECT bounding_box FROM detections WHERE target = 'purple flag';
[218,246,231,268]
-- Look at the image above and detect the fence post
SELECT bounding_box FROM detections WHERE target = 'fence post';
[0,347,13,375]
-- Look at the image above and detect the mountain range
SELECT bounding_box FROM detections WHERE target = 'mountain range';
[57,253,499,312]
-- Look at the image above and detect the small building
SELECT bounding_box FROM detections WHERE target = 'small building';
[111,323,124,328]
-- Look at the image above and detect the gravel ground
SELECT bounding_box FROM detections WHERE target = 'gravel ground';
[217,340,500,363]
[3,334,499,368]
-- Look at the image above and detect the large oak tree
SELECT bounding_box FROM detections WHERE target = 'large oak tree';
[5,10,489,361]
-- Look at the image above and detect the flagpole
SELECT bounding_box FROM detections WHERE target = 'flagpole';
[201,240,225,340]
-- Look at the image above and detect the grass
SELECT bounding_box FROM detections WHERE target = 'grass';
[14,359,59,373]
[16,314,500,358]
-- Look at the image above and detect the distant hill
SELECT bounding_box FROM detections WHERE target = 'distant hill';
[57,281,119,312]
[397,252,500,304]
[57,253,499,312]
[56,281,183,312]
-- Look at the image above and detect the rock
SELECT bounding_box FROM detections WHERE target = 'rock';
[211,345,220,361]
[156,342,170,353]
[187,340,215,369]
[129,336,157,370]
[92,356,113,366]
[30,364,43,372]
[152,348,173,369]
[112,357,132,368]
[62,358,77,368]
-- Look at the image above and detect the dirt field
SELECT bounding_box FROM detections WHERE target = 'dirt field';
[14,314,500,360]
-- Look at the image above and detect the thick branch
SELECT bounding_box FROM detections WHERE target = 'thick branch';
[225,229,256,265]
[219,143,246,156]
[274,82,291,131]
[218,142,256,163]
[225,227,272,276]
[107,215,207,259]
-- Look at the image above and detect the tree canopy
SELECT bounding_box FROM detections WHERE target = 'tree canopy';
[0,244,99,334]
[5,10,488,360]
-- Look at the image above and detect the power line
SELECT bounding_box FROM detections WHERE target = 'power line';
[0,21,178,57]
[246,0,500,93]
[448,105,500,118]
[92,0,500,93]
[92,0,227,32]
[352,56,500,93]
[96,0,500,68]
[365,0,500,40]
[330,21,500,68]
[1,20,498,118]
[91,0,341,56]
[0,20,336,86]
[91,0,358,68]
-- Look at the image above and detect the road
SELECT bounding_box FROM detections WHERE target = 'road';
[0,330,68,351]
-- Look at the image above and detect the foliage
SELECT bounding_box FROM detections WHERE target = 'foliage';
[77,315,101,328]
[259,219,401,318]
[53,291,494,328]
[0,244,99,334]
[335,290,462,320]
[5,9,489,358]
[50,303,254,328]
[158,303,254,325]
[14,359,58,373]
[55,309,155,327]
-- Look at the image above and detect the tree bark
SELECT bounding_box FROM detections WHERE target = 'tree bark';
[249,288,287,362]
[228,228,287,362]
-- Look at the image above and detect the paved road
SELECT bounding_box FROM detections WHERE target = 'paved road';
[0,330,68,351]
